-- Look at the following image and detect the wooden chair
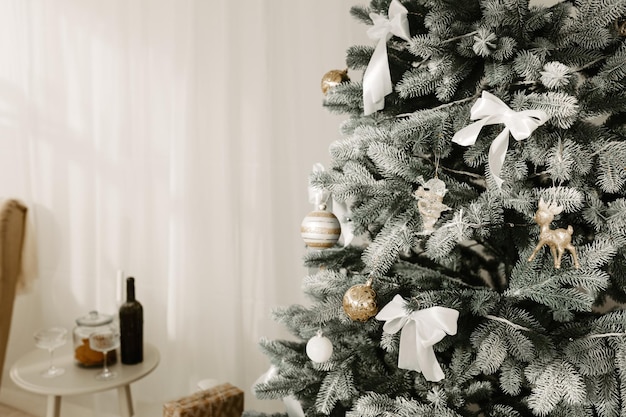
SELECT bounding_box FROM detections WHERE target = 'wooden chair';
[0,199,36,417]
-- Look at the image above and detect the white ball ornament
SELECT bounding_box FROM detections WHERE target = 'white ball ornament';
[300,204,341,249]
[306,333,333,363]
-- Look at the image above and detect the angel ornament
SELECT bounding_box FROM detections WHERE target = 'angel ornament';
[528,198,580,269]
[414,178,451,235]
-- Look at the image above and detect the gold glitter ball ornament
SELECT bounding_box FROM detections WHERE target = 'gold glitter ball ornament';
[343,281,378,322]
[321,69,350,95]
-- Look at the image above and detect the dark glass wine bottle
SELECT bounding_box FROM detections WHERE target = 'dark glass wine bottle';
[119,276,143,364]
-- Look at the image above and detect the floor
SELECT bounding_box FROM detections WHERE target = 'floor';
[0,402,36,417]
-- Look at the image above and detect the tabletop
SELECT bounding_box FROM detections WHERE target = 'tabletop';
[10,342,160,396]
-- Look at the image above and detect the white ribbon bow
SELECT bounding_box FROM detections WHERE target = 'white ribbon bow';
[451,91,549,187]
[376,294,459,382]
[362,0,411,115]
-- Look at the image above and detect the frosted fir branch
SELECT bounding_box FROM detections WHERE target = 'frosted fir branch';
[443,31,478,45]
[575,56,605,72]
[438,273,490,290]
[413,153,485,181]
[544,57,605,78]
[397,53,604,116]
[395,95,477,118]
[409,242,499,289]
[485,314,531,332]
[509,80,540,87]
[409,31,478,66]
[586,332,626,339]
[440,165,486,182]
[512,56,605,88]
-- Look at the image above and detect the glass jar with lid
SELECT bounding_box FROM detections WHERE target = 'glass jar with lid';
[73,310,117,367]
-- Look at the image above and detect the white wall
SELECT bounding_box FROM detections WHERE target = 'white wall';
[0,1,367,415]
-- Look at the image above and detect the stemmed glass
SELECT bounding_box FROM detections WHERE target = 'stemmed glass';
[34,327,68,378]
[89,330,120,380]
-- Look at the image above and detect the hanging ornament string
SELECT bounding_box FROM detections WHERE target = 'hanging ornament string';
[308,163,331,209]
[362,0,411,115]
[451,91,550,187]
[433,149,440,178]
[376,294,459,381]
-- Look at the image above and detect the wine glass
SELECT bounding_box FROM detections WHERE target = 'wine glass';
[34,327,68,378]
[89,330,120,380]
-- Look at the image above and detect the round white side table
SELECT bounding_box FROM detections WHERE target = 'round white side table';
[10,343,159,417]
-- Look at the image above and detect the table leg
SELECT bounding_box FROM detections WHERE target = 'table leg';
[118,384,134,417]
[46,395,61,417]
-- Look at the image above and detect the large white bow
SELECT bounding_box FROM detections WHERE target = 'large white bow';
[362,0,411,115]
[451,91,549,187]
[376,294,459,382]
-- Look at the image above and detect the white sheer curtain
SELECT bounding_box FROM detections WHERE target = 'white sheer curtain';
[0,0,366,414]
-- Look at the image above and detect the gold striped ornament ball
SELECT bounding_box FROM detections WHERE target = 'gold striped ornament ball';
[300,207,341,249]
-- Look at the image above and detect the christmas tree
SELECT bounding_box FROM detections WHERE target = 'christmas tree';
[249,0,626,416]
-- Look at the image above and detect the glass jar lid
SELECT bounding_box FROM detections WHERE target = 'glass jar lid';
[76,310,113,327]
